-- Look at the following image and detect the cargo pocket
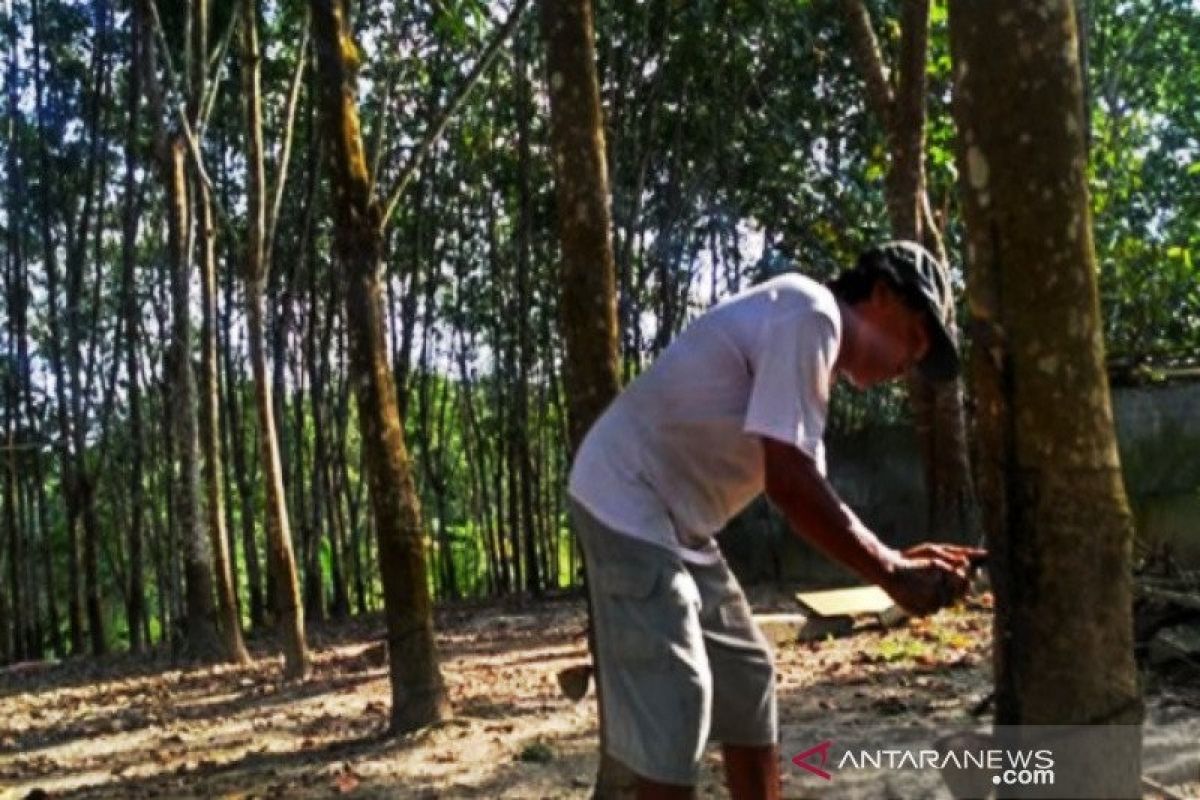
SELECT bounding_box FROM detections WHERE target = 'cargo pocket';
[597,558,668,664]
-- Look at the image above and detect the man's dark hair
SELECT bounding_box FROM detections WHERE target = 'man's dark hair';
[828,248,931,314]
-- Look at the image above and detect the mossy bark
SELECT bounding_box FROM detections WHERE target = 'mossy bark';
[311,0,448,732]
[949,1,1141,794]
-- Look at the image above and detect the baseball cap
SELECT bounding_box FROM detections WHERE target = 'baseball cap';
[863,241,961,382]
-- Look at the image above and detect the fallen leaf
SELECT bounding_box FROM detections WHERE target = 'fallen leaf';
[333,770,360,794]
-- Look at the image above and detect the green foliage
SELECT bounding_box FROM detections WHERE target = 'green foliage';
[1089,0,1200,361]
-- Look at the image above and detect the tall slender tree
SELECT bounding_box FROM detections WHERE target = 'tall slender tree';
[121,0,149,654]
[138,0,224,657]
[310,0,447,730]
[192,0,250,665]
[3,0,28,662]
[240,0,310,678]
[539,0,629,795]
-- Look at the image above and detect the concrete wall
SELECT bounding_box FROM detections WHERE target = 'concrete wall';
[1113,382,1200,565]
[720,380,1200,586]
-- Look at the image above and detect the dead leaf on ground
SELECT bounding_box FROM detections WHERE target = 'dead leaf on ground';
[333,768,360,794]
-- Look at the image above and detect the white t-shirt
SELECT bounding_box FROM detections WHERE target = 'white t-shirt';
[568,273,842,564]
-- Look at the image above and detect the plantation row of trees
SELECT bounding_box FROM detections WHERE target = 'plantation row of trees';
[0,0,1194,705]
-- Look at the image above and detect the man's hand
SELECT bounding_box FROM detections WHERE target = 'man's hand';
[881,543,987,616]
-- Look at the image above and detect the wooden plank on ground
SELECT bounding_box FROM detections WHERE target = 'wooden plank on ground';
[795,585,897,618]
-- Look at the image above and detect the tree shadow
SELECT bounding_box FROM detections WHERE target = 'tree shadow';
[31,721,599,799]
[4,660,382,758]
[41,728,404,799]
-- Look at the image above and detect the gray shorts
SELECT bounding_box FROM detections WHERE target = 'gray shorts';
[571,500,777,786]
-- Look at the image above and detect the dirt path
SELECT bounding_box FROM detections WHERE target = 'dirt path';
[1,593,1193,799]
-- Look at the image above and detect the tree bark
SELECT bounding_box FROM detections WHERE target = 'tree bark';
[514,30,541,597]
[122,0,148,653]
[539,0,630,795]
[188,0,249,664]
[949,1,1141,795]
[241,0,310,679]
[69,0,111,661]
[311,0,449,732]
[198,179,250,662]
[222,272,265,629]
[4,1,27,661]
[166,134,224,660]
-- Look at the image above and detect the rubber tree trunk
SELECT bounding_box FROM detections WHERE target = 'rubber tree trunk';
[241,0,310,679]
[120,1,147,652]
[198,183,250,664]
[539,0,631,795]
[310,0,449,733]
[166,134,224,661]
[190,0,249,665]
[949,1,1141,795]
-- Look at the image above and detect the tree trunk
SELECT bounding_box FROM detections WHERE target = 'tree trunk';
[311,0,449,733]
[66,0,111,661]
[198,181,250,663]
[156,346,181,647]
[299,259,324,623]
[185,0,248,663]
[949,2,1142,795]
[413,249,458,602]
[241,0,310,678]
[539,0,631,795]
[3,428,19,664]
[121,1,147,652]
[34,457,63,656]
[165,134,224,660]
[3,6,27,661]
[20,478,41,657]
[320,288,350,619]
[514,31,541,597]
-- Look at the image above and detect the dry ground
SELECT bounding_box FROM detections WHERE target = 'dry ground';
[0,591,1194,799]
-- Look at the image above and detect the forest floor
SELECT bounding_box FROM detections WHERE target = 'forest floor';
[1,589,1197,799]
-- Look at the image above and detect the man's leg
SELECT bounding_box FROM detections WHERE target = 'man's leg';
[570,501,712,791]
[689,557,780,800]
[723,743,781,800]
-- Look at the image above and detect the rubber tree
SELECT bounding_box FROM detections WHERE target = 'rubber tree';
[540,0,630,795]
[949,1,1142,795]
[241,0,310,679]
[309,0,450,732]
[193,0,250,666]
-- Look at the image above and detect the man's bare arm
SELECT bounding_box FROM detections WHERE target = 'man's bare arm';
[761,437,979,614]
[762,436,900,584]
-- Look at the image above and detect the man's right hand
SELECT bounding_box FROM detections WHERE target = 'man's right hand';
[881,543,984,616]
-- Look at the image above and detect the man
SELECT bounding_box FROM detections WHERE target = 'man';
[568,241,984,799]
